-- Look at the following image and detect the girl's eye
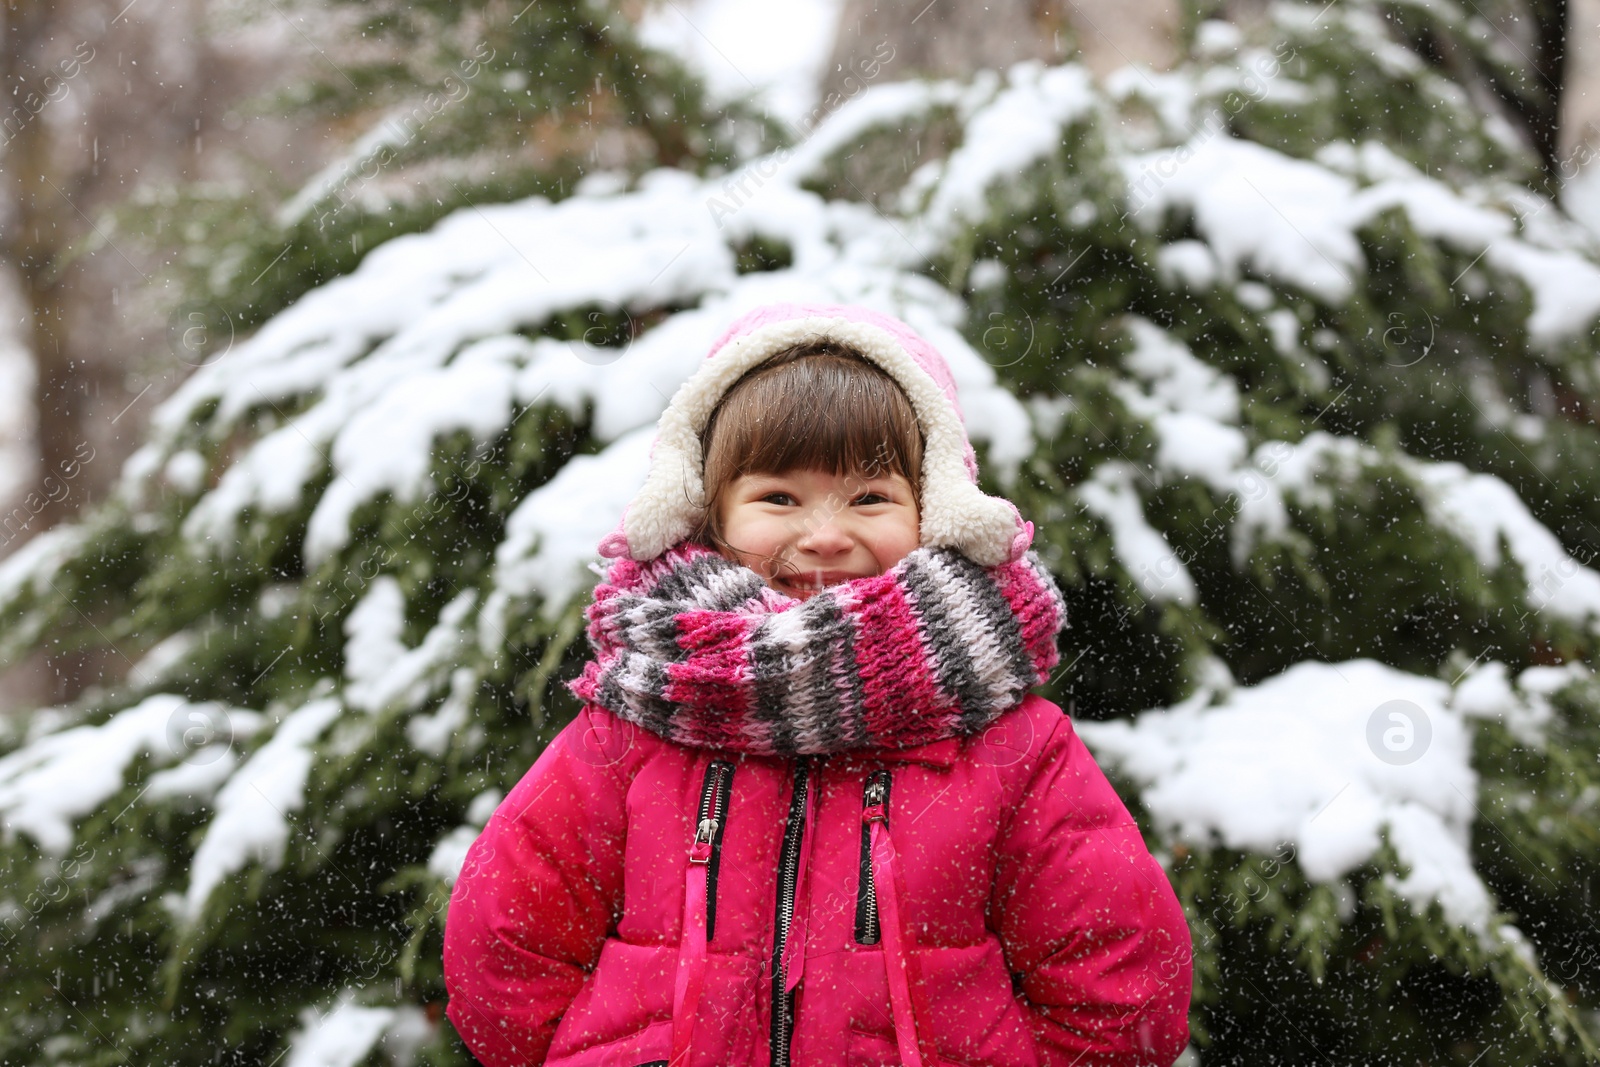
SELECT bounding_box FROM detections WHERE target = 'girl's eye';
[853,492,890,506]
[760,492,797,506]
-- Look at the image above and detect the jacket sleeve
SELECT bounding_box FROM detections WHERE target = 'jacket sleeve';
[443,704,635,1067]
[989,706,1193,1067]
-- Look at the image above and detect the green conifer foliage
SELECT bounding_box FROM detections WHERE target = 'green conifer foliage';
[2,1,1598,1064]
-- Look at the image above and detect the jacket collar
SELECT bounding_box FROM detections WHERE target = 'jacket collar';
[834,736,964,769]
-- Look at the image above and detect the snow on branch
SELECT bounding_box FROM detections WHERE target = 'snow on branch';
[0,694,262,855]
[1078,656,1590,944]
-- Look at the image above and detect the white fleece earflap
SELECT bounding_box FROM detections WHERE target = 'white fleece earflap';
[621,315,1025,567]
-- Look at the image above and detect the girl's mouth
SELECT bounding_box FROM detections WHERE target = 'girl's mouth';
[775,571,861,596]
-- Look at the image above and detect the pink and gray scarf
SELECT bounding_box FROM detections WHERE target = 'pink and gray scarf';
[569,541,1068,756]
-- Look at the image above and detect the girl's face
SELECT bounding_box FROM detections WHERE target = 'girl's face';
[716,466,920,599]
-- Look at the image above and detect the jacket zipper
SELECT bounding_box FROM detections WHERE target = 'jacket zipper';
[769,757,812,1067]
[854,770,892,944]
[693,759,734,942]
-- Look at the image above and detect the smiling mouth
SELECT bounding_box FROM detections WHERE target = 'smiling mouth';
[776,571,861,594]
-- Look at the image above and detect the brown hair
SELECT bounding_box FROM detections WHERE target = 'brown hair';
[692,341,924,552]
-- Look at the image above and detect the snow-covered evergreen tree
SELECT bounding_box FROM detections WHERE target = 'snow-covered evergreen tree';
[3,1,1599,1064]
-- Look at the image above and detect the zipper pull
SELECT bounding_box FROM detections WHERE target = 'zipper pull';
[690,816,718,863]
[863,771,889,823]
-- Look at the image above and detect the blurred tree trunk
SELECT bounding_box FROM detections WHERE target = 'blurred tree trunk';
[0,0,97,709]
[1560,0,1600,173]
[825,0,1048,94]
[1,0,77,542]
[0,0,329,709]
[1052,0,1181,76]
[823,0,1180,100]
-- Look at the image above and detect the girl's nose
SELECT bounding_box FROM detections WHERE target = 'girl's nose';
[794,509,852,555]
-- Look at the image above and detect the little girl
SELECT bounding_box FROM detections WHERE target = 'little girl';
[444,304,1193,1067]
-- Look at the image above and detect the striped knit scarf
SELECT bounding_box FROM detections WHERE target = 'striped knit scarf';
[569,541,1068,756]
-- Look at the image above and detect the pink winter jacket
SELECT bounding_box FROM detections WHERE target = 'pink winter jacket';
[444,694,1192,1067]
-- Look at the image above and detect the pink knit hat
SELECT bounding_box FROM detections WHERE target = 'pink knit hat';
[598,303,1032,566]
